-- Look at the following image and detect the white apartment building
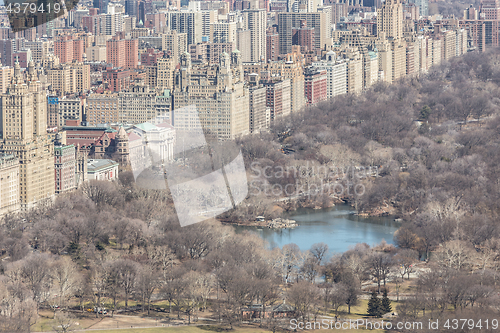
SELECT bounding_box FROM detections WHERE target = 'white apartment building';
[312,51,347,98]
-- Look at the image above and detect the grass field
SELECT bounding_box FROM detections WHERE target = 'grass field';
[32,295,394,332]
[72,325,384,333]
[90,326,273,333]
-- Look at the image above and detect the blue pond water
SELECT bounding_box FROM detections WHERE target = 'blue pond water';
[234,204,400,256]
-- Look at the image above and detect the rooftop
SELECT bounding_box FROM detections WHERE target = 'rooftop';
[87,159,119,173]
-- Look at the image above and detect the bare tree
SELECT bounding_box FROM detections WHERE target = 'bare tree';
[287,281,320,321]
[116,259,138,308]
[136,264,160,315]
[365,252,393,293]
[434,240,476,271]
[394,249,419,280]
[6,253,54,313]
[310,242,329,266]
[52,312,76,333]
[51,257,80,309]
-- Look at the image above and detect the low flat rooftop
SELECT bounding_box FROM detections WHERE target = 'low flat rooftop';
[87,159,119,172]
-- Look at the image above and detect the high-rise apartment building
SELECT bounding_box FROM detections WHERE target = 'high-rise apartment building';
[161,30,188,62]
[24,40,51,63]
[292,20,316,53]
[237,29,252,62]
[304,68,327,105]
[0,61,55,210]
[377,0,404,41]
[166,11,202,46]
[87,46,107,61]
[47,97,84,128]
[201,10,218,38]
[266,32,280,61]
[409,0,428,17]
[263,79,291,121]
[104,67,132,92]
[54,137,77,194]
[173,51,249,140]
[0,153,20,216]
[106,38,139,69]
[54,38,85,63]
[243,9,267,62]
[59,98,84,124]
[47,62,90,95]
[312,51,347,99]
[248,73,269,133]
[210,22,237,44]
[118,84,158,124]
[249,85,269,133]
[0,67,13,94]
[189,43,234,65]
[278,12,331,54]
[481,0,500,19]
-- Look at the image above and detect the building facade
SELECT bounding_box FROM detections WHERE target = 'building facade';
[0,153,20,216]
[87,159,119,181]
[0,61,55,210]
[173,51,249,141]
[54,136,77,194]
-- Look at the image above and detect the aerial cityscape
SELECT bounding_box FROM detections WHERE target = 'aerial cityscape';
[1,0,500,331]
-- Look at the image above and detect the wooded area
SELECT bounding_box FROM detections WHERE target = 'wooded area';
[3,50,500,332]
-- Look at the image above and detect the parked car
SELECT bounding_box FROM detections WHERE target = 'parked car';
[94,307,107,314]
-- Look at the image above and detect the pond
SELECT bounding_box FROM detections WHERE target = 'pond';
[234,204,400,255]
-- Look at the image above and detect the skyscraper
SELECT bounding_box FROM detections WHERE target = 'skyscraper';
[377,0,404,41]
[409,0,428,17]
[243,9,267,62]
[166,11,203,46]
[278,12,331,54]
[173,51,249,141]
[0,61,55,210]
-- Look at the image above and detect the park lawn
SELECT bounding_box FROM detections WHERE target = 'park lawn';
[88,326,273,333]
[336,299,400,320]
[31,310,101,332]
[93,327,385,333]
[337,299,369,319]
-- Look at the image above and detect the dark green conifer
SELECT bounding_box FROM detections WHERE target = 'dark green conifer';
[367,291,383,317]
[381,288,392,314]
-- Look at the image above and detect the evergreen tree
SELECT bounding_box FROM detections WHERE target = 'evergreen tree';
[381,289,392,314]
[367,291,383,317]
[420,105,431,120]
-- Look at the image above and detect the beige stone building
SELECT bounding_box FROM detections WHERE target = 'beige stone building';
[118,84,158,124]
[0,61,55,211]
[24,40,52,63]
[47,62,90,96]
[146,56,176,90]
[0,66,13,94]
[243,51,306,113]
[377,0,404,41]
[161,30,188,62]
[0,153,20,216]
[391,41,407,82]
[173,51,249,141]
[242,9,267,62]
[86,46,107,62]
[86,94,120,125]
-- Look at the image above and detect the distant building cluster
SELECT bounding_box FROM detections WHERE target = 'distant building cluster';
[0,0,495,215]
